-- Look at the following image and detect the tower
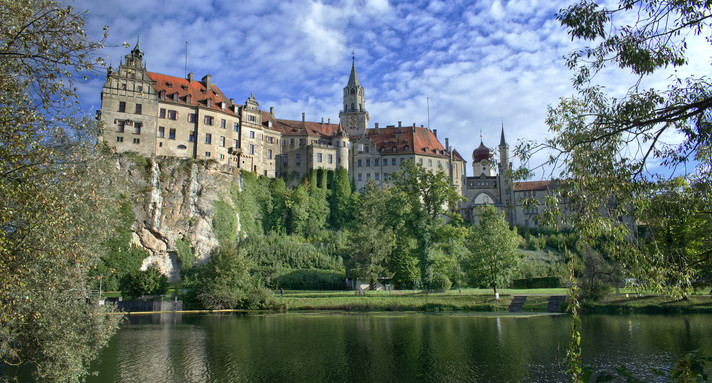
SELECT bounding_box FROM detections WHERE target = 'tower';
[498,123,509,174]
[339,56,369,137]
[497,124,513,222]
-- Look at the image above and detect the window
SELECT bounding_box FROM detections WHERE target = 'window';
[169,128,176,140]
[419,158,423,165]
[188,113,197,123]
[317,153,322,163]
[391,158,396,166]
[328,154,333,164]
[233,139,238,148]
[357,173,363,181]
[249,131,255,139]
[133,123,142,135]
[135,104,142,114]
[283,154,288,164]
[204,116,213,125]
[290,138,295,146]
[158,126,165,138]
[189,132,195,142]
[375,159,379,166]
[186,95,192,104]
[116,121,125,133]
[268,149,273,159]
[428,159,432,166]
[299,139,305,146]
[205,133,212,144]
[375,173,380,181]
[137,86,143,93]
[205,152,211,157]
[133,138,140,144]
[116,136,123,142]
[248,115,256,122]
[367,173,371,180]
[392,146,397,152]
[168,110,177,120]
[267,136,273,144]
[233,122,239,132]
[437,160,441,167]
[249,144,254,155]
[358,144,364,152]
[118,102,126,112]
[366,159,371,167]
[159,108,166,118]
[220,154,225,160]
[220,136,225,147]
[357,159,362,167]
[221,119,226,129]
[384,173,389,180]
[159,90,166,99]
[365,146,370,153]
[295,154,301,164]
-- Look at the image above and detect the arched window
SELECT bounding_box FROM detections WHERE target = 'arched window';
[404,145,409,151]
[392,146,397,152]
[351,103,355,111]
[359,104,362,111]
[350,88,355,95]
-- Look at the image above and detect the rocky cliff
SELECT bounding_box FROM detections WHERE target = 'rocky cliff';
[118,156,240,281]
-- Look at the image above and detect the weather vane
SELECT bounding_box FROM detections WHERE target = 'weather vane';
[351,50,355,63]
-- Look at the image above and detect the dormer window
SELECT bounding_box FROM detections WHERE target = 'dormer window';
[186,95,192,104]
[172,93,178,102]
[221,102,226,111]
[380,146,385,153]
[159,90,166,99]
[404,145,409,151]
[392,146,397,152]
[167,82,173,88]
[206,99,212,108]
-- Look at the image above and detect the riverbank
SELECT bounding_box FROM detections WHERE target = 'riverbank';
[580,294,712,314]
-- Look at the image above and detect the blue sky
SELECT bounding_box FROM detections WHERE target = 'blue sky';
[75,0,710,178]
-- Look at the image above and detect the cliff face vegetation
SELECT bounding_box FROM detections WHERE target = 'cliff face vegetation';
[120,155,240,281]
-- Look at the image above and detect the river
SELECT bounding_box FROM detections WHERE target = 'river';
[84,312,711,382]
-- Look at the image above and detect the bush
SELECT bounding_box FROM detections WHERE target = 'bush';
[119,265,168,298]
[431,274,452,292]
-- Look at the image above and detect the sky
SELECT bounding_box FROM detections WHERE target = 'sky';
[74,0,711,179]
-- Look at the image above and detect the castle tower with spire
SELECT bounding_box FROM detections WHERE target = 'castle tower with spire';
[339,56,369,137]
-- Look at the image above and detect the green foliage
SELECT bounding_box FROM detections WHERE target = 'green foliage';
[213,199,238,246]
[175,236,195,270]
[119,265,168,298]
[430,274,452,292]
[233,172,264,238]
[511,277,561,289]
[191,246,272,310]
[516,0,712,298]
[0,0,123,380]
[465,205,520,295]
[329,167,356,230]
[273,269,346,290]
[390,160,465,289]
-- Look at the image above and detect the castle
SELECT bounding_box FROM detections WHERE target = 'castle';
[99,38,553,228]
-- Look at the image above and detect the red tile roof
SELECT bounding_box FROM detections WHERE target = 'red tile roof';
[513,180,550,191]
[367,125,464,160]
[269,116,341,138]
[146,72,238,115]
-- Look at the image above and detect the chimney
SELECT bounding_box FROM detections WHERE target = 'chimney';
[270,106,274,116]
[302,112,305,129]
[187,72,193,82]
[229,98,234,103]
[202,74,211,90]
[398,121,402,128]
[433,129,437,137]
[445,138,449,151]
[413,123,416,128]
[328,118,330,124]
[375,122,379,134]
[321,117,324,124]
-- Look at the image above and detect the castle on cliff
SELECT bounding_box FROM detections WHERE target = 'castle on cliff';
[98,38,553,228]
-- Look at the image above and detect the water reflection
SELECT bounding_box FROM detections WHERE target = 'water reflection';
[87,313,712,383]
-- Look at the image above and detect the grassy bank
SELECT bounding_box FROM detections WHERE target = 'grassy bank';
[275,289,520,312]
[580,294,712,314]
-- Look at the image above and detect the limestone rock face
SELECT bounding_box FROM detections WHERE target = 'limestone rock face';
[119,156,239,281]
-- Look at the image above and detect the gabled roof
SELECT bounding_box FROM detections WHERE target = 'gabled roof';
[513,180,550,191]
[146,72,238,115]
[270,117,340,138]
[366,125,464,161]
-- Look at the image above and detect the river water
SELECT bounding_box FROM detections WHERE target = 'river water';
[85,312,711,382]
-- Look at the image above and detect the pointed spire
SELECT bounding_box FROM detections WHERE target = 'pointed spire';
[499,122,507,147]
[347,54,360,88]
[132,34,143,56]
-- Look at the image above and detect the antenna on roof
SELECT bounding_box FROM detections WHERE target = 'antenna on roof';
[427,97,430,131]
[185,41,188,78]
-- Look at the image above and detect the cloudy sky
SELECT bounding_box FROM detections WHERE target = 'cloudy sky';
[74,0,710,178]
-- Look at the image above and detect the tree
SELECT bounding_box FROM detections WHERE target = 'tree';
[347,181,394,288]
[390,160,464,289]
[329,167,356,230]
[0,0,123,380]
[516,0,712,297]
[465,205,520,297]
[119,265,168,298]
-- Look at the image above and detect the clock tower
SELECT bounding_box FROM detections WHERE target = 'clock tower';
[339,56,369,137]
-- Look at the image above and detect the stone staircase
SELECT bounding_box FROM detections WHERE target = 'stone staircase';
[546,295,567,313]
[508,295,527,312]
